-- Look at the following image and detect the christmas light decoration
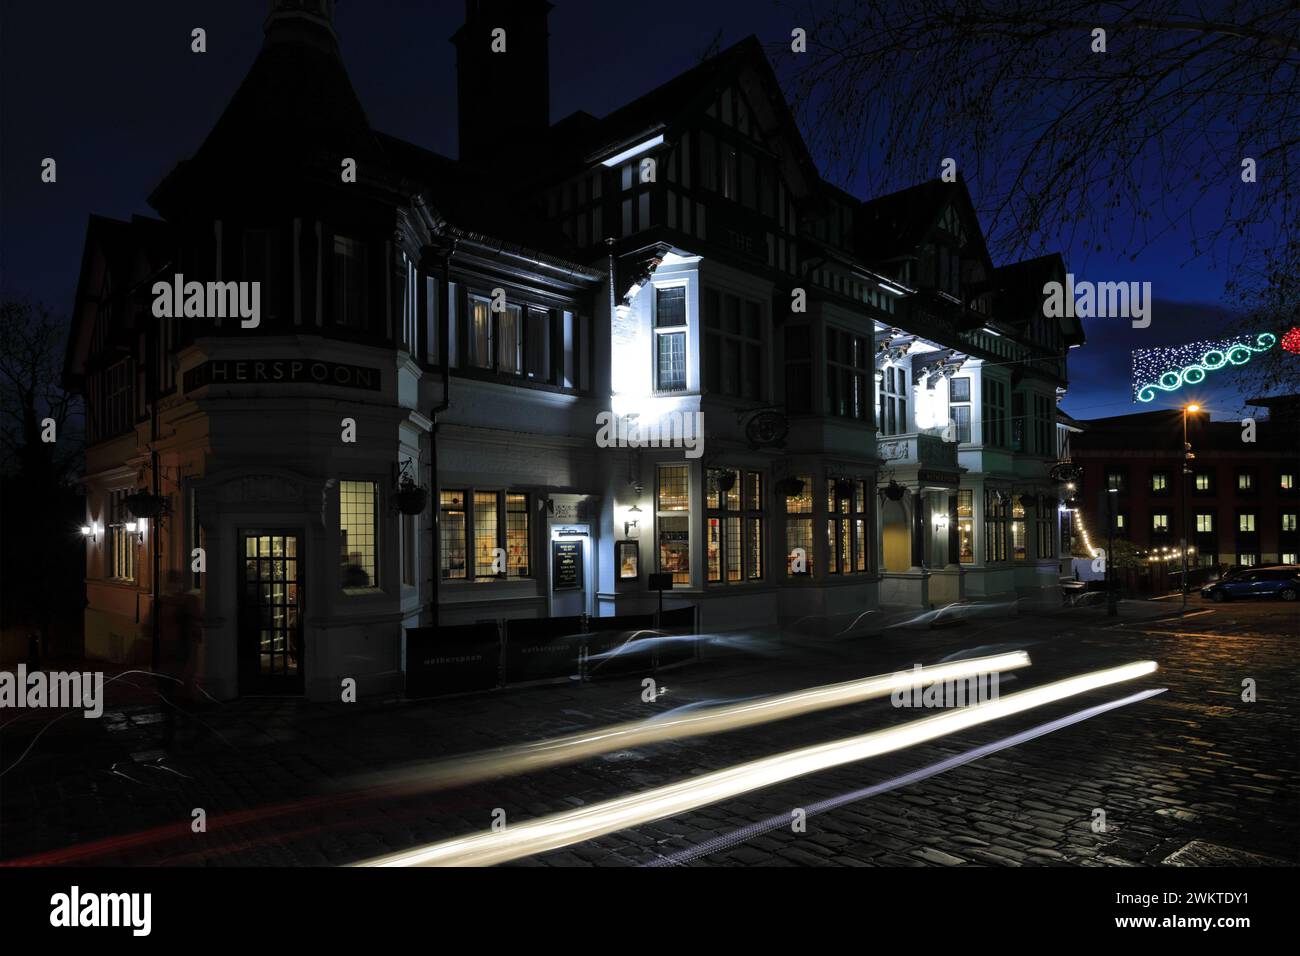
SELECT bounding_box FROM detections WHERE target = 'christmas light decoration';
[1132,333,1276,403]
[1282,326,1300,355]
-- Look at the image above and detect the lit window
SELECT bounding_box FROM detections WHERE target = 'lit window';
[1012,496,1027,561]
[785,475,814,575]
[1152,513,1170,532]
[1150,472,1168,492]
[705,469,764,583]
[655,286,688,392]
[1196,514,1213,533]
[439,489,529,581]
[340,480,378,588]
[107,489,137,582]
[1282,514,1297,532]
[957,490,974,563]
[657,465,691,586]
[1195,473,1211,491]
[1239,513,1256,532]
[826,477,871,574]
[1282,473,1296,491]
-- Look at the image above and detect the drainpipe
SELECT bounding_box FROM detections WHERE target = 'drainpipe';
[427,237,457,629]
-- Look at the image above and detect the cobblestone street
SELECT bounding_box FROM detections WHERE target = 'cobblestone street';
[2,599,1296,867]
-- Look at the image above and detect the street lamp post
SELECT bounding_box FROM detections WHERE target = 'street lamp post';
[1182,404,1200,612]
[1107,487,1118,616]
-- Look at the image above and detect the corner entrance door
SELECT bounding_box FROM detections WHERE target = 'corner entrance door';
[238,532,304,694]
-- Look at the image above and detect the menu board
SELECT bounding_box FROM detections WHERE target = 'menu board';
[552,540,583,591]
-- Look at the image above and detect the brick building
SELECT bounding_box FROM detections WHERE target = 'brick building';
[1072,398,1300,572]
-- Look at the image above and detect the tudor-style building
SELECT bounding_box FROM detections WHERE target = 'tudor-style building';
[65,0,1083,700]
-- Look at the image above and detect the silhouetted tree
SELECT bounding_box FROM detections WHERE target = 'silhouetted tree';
[780,1,1299,392]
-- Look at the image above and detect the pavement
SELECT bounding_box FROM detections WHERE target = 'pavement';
[1,596,1296,867]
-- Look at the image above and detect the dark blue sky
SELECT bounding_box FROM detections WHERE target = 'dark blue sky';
[0,0,1268,420]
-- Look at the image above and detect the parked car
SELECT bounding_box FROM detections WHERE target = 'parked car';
[1201,566,1300,602]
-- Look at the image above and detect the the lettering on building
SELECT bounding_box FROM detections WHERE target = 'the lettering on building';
[183,359,381,392]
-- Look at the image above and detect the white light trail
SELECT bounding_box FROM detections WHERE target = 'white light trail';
[346,652,1031,795]
[357,659,1156,868]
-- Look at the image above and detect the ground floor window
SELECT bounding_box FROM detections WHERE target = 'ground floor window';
[339,480,378,588]
[106,488,137,581]
[826,477,870,574]
[439,489,530,581]
[784,474,814,575]
[706,468,763,583]
[1012,496,1027,561]
[957,490,974,563]
[985,490,1008,562]
[657,464,691,585]
[1282,551,1298,564]
[1237,553,1258,567]
[1036,496,1053,559]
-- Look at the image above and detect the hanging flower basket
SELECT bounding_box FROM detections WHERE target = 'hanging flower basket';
[884,480,906,501]
[778,476,805,498]
[394,483,428,515]
[835,477,855,499]
[124,490,166,519]
[716,471,737,492]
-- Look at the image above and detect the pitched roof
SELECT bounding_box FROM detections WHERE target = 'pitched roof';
[534,35,819,195]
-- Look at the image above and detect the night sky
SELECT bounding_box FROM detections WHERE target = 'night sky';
[0,0,1266,421]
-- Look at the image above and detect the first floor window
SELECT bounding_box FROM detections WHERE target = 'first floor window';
[439,489,531,581]
[1196,513,1214,533]
[827,330,869,421]
[655,285,688,392]
[1239,513,1256,532]
[340,480,378,588]
[1151,472,1168,492]
[957,490,975,563]
[1282,513,1297,532]
[657,464,691,585]
[1152,513,1170,533]
[332,234,367,328]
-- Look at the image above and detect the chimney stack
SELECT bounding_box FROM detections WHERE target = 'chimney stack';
[453,0,553,165]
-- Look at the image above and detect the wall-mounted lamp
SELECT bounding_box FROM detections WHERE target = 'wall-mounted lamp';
[80,523,99,542]
[624,503,642,538]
